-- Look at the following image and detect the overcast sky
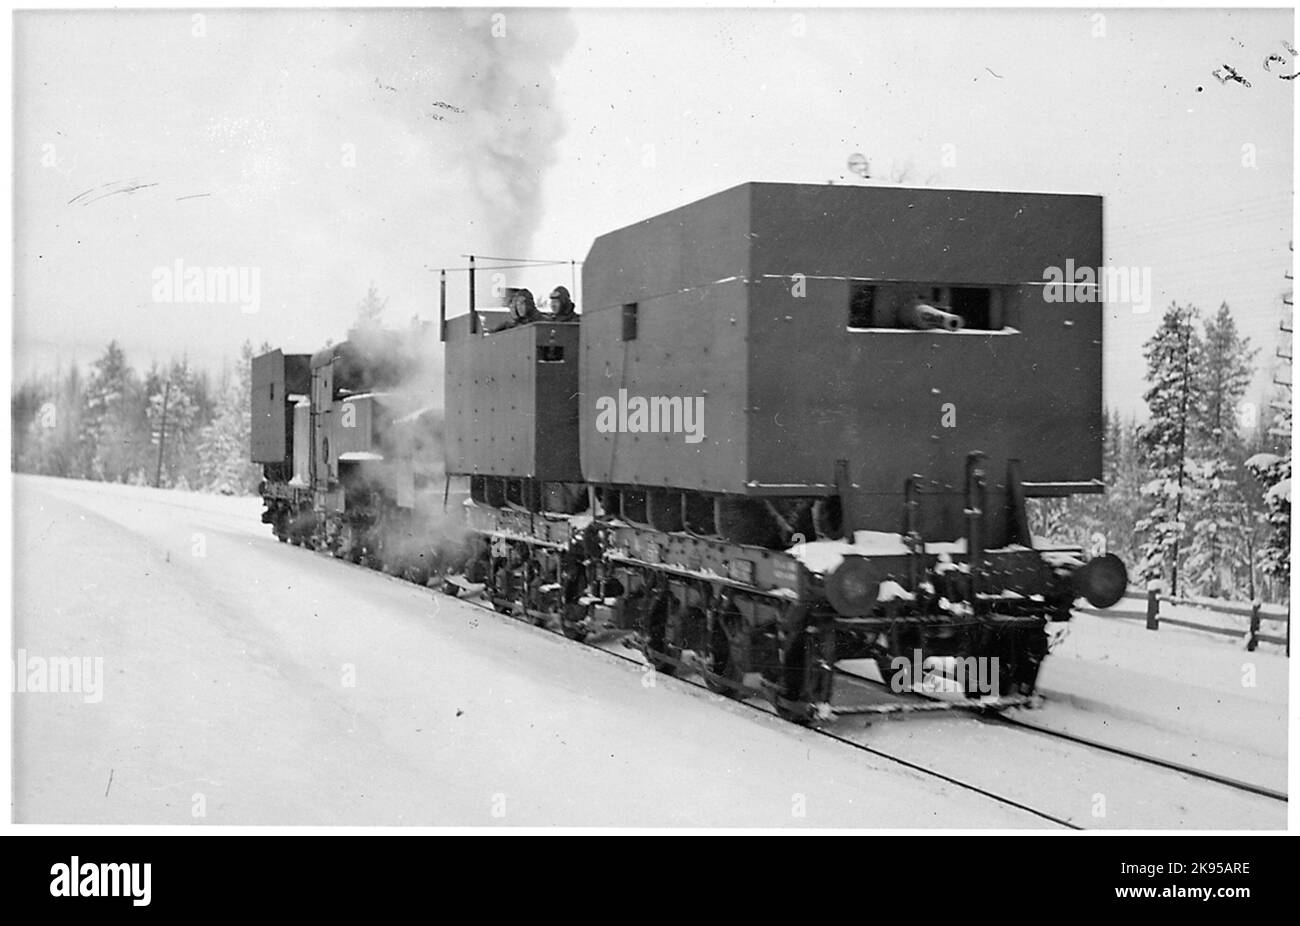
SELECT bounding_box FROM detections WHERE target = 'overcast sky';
[13,6,1294,418]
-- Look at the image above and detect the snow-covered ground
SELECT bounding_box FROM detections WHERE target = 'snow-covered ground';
[1032,610,1288,793]
[828,607,1287,828]
[11,475,1041,827]
[11,475,1288,828]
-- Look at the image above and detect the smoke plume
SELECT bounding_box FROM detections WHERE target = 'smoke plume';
[448,9,579,260]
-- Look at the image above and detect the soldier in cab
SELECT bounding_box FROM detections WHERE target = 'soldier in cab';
[492,288,542,332]
[546,286,578,322]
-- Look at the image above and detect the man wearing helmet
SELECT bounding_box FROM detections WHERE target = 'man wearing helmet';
[492,288,542,332]
[546,286,578,322]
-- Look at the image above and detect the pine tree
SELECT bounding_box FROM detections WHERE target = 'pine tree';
[197,342,261,494]
[1246,383,1291,590]
[81,341,144,483]
[15,364,92,479]
[147,359,203,488]
[1105,411,1148,567]
[13,374,52,473]
[1135,304,1204,594]
[355,282,388,330]
[1184,303,1257,597]
[51,365,87,478]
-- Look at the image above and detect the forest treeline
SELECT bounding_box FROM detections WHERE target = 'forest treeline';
[13,340,263,495]
[12,301,1291,604]
[1032,302,1290,604]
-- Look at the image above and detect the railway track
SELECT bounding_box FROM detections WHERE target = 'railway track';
[831,663,1289,805]
[455,590,1086,829]
[311,548,1285,828]
[983,712,1288,804]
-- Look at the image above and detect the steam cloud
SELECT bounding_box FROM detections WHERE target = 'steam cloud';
[449,9,579,260]
[335,8,579,372]
[296,11,581,571]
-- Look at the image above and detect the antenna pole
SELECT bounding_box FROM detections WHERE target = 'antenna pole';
[439,269,447,342]
[468,255,478,335]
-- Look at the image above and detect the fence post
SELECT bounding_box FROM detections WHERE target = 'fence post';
[1247,601,1261,652]
[1145,588,1160,631]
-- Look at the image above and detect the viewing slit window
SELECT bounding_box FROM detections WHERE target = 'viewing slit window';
[622,303,638,341]
[847,281,1007,331]
[950,287,993,329]
[848,283,876,328]
[538,345,565,363]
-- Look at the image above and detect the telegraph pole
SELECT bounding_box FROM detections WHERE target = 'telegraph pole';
[154,379,171,488]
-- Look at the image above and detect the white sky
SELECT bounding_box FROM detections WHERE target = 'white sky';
[12,6,1295,419]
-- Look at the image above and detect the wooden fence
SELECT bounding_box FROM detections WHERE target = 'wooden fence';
[1079,589,1290,654]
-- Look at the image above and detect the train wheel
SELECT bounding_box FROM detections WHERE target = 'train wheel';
[704,613,740,696]
[972,648,1019,700]
[404,550,433,587]
[646,651,677,675]
[643,590,677,676]
[561,609,589,642]
[490,567,514,613]
[777,621,834,724]
[878,626,920,693]
[994,629,1045,698]
[776,633,810,722]
[875,655,900,691]
[541,598,564,630]
[962,628,1025,700]
[998,660,1022,699]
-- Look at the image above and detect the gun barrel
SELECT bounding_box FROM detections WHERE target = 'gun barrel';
[899,301,964,331]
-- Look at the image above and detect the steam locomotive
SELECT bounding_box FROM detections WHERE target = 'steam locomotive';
[252,182,1128,723]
